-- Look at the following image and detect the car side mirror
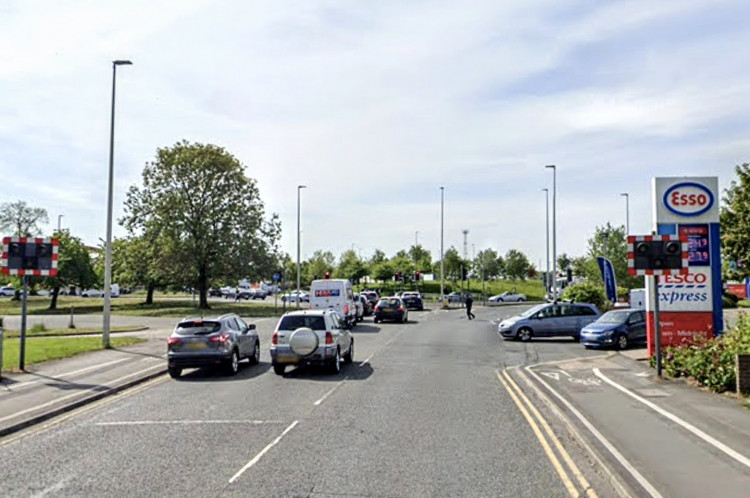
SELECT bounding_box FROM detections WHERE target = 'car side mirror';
[246,324,256,332]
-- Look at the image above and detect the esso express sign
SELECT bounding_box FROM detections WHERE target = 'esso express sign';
[663,182,714,217]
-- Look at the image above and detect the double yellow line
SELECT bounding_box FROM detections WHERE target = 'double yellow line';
[497,369,597,498]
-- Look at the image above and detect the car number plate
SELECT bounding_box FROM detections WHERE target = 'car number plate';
[187,342,206,350]
[382,307,392,312]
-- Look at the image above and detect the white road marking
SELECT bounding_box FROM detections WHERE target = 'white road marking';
[0,363,164,424]
[525,364,663,498]
[30,475,72,498]
[314,383,343,406]
[540,372,561,381]
[229,420,299,483]
[594,368,750,471]
[0,358,130,392]
[95,420,283,426]
[359,354,374,367]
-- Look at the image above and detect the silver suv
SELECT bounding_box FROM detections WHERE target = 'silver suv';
[270,309,353,375]
[497,302,601,342]
[166,313,260,378]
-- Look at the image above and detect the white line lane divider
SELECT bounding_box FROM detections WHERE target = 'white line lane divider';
[313,383,343,406]
[525,365,663,498]
[95,420,285,426]
[229,420,299,484]
[359,354,374,368]
[593,368,750,471]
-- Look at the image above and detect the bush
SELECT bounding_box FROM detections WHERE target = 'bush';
[561,282,608,310]
[657,313,750,392]
[723,295,738,309]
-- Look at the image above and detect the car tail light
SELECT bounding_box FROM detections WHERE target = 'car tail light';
[398,306,404,312]
[374,306,380,312]
[325,332,333,345]
[167,336,181,345]
[271,332,278,345]
[344,304,349,314]
[209,332,230,343]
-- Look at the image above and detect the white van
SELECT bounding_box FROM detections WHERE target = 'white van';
[310,278,356,328]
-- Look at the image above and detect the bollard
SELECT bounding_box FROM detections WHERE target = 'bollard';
[69,307,76,329]
[736,354,750,395]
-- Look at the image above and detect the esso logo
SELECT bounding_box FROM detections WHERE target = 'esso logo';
[661,273,708,285]
[663,182,714,217]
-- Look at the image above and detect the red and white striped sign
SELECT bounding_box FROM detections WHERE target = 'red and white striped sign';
[627,234,688,276]
[0,237,59,276]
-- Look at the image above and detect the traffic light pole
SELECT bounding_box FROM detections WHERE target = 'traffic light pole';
[19,275,28,371]
[653,275,663,378]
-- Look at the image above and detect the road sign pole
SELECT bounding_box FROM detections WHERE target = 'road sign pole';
[653,275,662,378]
[19,275,28,371]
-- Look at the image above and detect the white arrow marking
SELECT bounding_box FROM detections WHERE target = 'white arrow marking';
[540,372,560,381]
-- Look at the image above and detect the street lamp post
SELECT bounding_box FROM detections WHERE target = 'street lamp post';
[542,188,550,293]
[440,186,445,307]
[415,231,419,247]
[57,215,63,232]
[296,185,306,310]
[545,165,557,302]
[620,192,630,235]
[103,59,132,349]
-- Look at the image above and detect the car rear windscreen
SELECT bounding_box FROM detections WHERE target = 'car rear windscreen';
[176,320,221,335]
[278,315,326,330]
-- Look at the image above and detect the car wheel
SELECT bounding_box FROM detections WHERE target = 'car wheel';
[168,366,182,379]
[374,318,380,324]
[330,348,341,374]
[516,327,533,342]
[497,298,504,303]
[343,339,354,364]
[249,341,260,365]
[273,363,286,375]
[615,334,629,350]
[226,349,240,375]
[518,297,525,302]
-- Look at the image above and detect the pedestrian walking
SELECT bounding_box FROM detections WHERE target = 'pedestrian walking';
[465,293,475,320]
[234,286,241,302]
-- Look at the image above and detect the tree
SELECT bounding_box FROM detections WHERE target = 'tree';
[336,249,368,283]
[121,141,280,308]
[476,249,501,279]
[721,163,750,281]
[371,260,395,284]
[109,235,170,304]
[0,200,49,237]
[441,247,463,281]
[305,250,335,281]
[505,249,531,280]
[368,249,387,266]
[42,230,97,310]
[556,253,572,271]
[408,244,432,271]
[585,222,642,289]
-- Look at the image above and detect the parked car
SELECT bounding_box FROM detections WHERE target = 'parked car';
[270,309,353,375]
[249,288,268,300]
[445,292,464,304]
[489,291,526,302]
[580,309,647,350]
[497,302,601,342]
[401,291,424,310]
[373,297,409,323]
[166,313,260,378]
[81,289,104,298]
[0,286,15,297]
[208,288,223,297]
[280,290,310,303]
[352,295,364,322]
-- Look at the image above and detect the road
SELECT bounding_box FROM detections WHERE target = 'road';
[1,304,749,497]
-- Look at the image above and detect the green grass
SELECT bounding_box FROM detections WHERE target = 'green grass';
[1,336,145,372]
[1,325,144,338]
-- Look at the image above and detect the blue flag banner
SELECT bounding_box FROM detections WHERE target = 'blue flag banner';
[596,257,618,303]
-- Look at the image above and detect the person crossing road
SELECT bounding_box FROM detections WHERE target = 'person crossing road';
[465,293,475,320]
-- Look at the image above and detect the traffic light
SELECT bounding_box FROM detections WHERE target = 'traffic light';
[414,270,420,281]
[324,271,331,279]
[633,240,683,271]
[462,267,467,280]
[566,268,573,283]
[394,271,402,281]
[1,238,58,276]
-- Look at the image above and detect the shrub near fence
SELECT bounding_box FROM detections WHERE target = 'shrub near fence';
[655,313,750,393]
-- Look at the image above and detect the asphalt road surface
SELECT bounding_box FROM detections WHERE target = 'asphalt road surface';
[1,304,749,497]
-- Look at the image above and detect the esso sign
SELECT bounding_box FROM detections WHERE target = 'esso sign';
[663,182,714,217]
[661,272,708,285]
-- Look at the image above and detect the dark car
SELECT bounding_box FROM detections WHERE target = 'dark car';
[400,291,424,310]
[166,313,260,378]
[580,309,647,350]
[208,288,223,297]
[373,297,409,323]
[360,291,379,307]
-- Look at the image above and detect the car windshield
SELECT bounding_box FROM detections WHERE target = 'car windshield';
[520,304,549,318]
[277,315,326,331]
[176,320,221,335]
[595,311,631,324]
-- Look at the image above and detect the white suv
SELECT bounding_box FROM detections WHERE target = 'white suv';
[0,286,15,297]
[270,309,353,375]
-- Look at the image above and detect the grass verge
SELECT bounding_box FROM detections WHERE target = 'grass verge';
[2,326,145,338]
[1,336,145,372]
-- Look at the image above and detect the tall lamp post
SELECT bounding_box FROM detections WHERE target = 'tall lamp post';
[296,185,307,310]
[103,59,132,349]
[415,230,419,246]
[439,186,445,306]
[620,192,630,235]
[542,188,550,293]
[545,165,557,302]
[57,215,64,232]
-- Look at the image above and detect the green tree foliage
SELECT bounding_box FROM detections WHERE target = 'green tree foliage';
[556,253,572,271]
[475,249,501,279]
[371,260,395,284]
[408,244,432,271]
[721,163,750,281]
[305,250,335,282]
[585,222,643,289]
[505,249,531,281]
[440,247,463,281]
[109,235,171,304]
[368,249,387,266]
[0,200,49,237]
[43,230,97,310]
[562,281,608,310]
[121,141,280,308]
[335,249,368,283]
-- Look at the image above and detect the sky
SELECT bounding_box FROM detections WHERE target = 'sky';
[2,0,750,272]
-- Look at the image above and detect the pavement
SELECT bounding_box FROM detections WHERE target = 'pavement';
[1,308,749,449]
